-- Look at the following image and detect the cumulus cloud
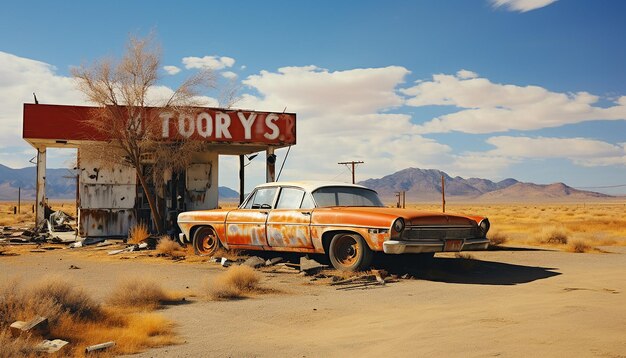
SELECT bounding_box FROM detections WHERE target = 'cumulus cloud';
[454,136,626,174]
[403,71,626,134]
[221,71,237,79]
[182,56,235,70]
[490,0,558,12]
[0,51,87,167]
[163,65,181,75]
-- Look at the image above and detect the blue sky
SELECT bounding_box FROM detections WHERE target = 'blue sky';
[1,0,625,194]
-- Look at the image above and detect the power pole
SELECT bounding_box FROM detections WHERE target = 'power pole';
[441,174,446,213]
[338,161,364,184]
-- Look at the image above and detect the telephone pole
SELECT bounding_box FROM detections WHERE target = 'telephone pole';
[338,161,364,184]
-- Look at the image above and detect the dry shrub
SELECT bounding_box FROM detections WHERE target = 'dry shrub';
[569,239,592,253]
[128,222,150,244]
[156,236,186,257]
[0,329,38,358]
[0,276,100,326]
[489,231,508,246]
[206,265,261,300]
[106,278,181,309]
[538,227,569,245]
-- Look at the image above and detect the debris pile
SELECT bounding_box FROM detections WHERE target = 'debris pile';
[0,209,78,245]
[7,314,114,354]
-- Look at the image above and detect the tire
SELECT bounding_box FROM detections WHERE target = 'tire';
[328,233,373,271]
[192,226,221,256]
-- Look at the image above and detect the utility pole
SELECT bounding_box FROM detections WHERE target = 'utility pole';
[338,161,364,184]
[441,174,446,213]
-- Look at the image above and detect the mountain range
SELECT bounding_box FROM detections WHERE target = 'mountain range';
[359,167,611,202]
[0,164,612,202]
[0,164,239,201]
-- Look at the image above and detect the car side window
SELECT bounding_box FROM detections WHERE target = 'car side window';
[276,188,305,209]
[245,187,277,209]
[300,193,315,209]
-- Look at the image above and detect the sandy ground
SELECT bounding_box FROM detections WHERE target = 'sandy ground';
[1,245,625,357]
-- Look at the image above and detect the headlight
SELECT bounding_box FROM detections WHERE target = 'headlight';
[392,218,405,233]
[478,218,490,237]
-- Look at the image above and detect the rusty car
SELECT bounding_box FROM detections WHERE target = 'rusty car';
[177,181,490,271]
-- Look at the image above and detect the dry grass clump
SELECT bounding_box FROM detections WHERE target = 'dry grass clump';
[568,239,592,253]
[206,265,262,300]
[106,278,182,309]
[538,226,569,245]
[0,276,179,356]
[0,329,38,358]
[128,222,150,244]
[156,236,186,258]
[488,231,508,246]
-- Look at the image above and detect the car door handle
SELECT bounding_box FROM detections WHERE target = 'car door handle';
[260,211,269,215]
[301,212,311,216]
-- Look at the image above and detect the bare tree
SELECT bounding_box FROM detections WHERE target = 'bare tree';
[72,34,222,233]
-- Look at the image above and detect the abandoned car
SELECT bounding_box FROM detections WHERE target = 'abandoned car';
[177,181,490,271]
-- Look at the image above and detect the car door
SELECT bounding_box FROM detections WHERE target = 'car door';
[266,187,314,248]
[225,187,277,247]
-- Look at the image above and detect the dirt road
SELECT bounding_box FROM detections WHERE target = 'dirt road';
[1,246,625,357]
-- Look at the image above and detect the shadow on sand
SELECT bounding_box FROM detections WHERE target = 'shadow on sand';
[374,254,561,286]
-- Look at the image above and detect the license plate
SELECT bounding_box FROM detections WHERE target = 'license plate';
[444,239,463,252]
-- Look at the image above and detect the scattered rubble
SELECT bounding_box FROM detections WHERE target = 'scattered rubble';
[35,339,69,354]
[242,256,266,269]
[10,316,50,337]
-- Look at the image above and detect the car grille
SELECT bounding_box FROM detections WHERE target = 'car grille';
[402,226,477,241]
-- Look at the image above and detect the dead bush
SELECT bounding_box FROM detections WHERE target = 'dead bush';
[0,329,38,358]
[128,222,150,244]
[538,227,569,245]
[569,239,592,253]
[206,265,261,301]
[0,276,100,326]
[107,278,181,308]
[489,231,508,246]
[156,236,186,257]
[28,276,101,321]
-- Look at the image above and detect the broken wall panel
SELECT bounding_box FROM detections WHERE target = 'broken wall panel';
[80,185,136,209]
[79,209,135,237]
[185,152,219,211]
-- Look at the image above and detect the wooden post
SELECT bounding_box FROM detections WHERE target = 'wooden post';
[35,148,47,226]
[18,187,21,214]
[441,174,446,213]
[402,191,406,209]
[266,147,276,183]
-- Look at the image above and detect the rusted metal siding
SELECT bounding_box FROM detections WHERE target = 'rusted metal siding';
[185,152,219,211]
[78,152,137,237]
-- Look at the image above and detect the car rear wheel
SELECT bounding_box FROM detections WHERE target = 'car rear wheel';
[328,233,373,271]
[193,226,221,256]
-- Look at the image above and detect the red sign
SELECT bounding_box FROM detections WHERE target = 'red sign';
[23,104,296,146]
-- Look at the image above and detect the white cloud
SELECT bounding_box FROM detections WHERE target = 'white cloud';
[221,71,237,79]
[241,65,409,115]
[0,51,87,167]
[403,71,626,134]
[454,136,626,173]
[221,65,457,190]
[163,65,181,75]
[182,56,235,70]
[490,0,558,12]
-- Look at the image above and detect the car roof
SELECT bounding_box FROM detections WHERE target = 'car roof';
[254,181,372,193]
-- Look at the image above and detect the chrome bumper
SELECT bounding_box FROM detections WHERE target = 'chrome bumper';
[383,237,490,254]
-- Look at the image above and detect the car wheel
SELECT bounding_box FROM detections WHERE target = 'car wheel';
[329,233,373,271]
[193,226,221,256]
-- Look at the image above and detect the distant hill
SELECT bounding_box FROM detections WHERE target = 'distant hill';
[359,167,611,202]
[0,163,239,200]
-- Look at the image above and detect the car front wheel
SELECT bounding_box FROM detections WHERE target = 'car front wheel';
[193,226,221,256]
[328,233,373,271]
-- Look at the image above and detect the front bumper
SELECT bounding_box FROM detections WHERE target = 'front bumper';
[383,237,490,254]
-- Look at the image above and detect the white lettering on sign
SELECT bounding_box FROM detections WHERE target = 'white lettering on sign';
[196,112,213,138]
[160,111,285,141]
[178,114,195,138]
[237,112,257,139]
[264,113,279,140]
[215,112,232,139]
[160,112,173,137]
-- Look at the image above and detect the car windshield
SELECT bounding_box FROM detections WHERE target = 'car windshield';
[312,186,384,207]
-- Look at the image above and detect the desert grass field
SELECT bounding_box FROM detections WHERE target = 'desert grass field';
[2,200,626,357]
